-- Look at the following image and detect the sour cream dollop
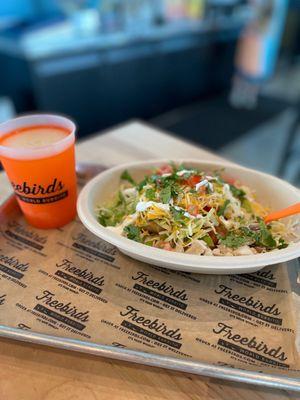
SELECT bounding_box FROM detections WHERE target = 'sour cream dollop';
[136,201,170,212]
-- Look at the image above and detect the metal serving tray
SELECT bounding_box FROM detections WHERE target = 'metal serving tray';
[0,322,300,391]
[0,165,299,392]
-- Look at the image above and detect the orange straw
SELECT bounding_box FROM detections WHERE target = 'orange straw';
[264,202,300,224]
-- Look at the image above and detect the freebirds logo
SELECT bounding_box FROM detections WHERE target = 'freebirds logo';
[11,178,68,204]
[55,259,105,295]
[4,221,47,251]
[71,232,116,263]
[213,322,289,368]
[215,284,282,325]
[7,221,47,244]
[34,290,90,331]
[0,252,29,272]
[131,271,188,310]
[120,305,183,349]
[0,251,30,281]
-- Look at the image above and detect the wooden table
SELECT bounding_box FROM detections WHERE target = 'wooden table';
[0,121,298,400]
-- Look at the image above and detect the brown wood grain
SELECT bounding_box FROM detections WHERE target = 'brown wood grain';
[0,121,297,399]
[0,337,297,400]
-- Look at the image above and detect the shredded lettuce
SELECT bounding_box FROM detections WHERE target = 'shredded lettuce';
[97,164,295,255]
[121,170,136,185]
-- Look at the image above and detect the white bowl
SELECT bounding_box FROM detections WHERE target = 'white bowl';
[77,159,300,274]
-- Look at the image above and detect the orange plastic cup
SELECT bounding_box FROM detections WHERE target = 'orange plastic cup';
[0,114,77,229]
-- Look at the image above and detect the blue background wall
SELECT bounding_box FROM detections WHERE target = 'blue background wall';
[0,0,60,19]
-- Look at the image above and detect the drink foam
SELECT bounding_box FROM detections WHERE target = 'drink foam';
[1,126,68,149]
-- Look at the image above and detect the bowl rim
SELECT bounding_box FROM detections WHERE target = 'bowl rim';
[77,158,300,271]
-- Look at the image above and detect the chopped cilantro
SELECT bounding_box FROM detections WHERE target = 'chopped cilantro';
[258,220,276,249]
[278,238,288,249]
[137,178,148,191]
[206,183,213,194]
[217,200,230,216]
[170,206,185,222]
[171,183,182,196]
[237,221,277,249]
[162,174,178,185]
[230,185,246,199]
[220,232,249,249]
[98,212,108,227]
[239,226,256,239]
[160,186,172,203]
[121,170,136,185]
[145,188,156,201]
[123,225,141,242]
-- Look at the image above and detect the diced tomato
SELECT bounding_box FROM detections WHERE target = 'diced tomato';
[223,175,236,185]
[203,206,211,212]
[186,175,202,186]
[157,164,173,175]
[187,205,199,216]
